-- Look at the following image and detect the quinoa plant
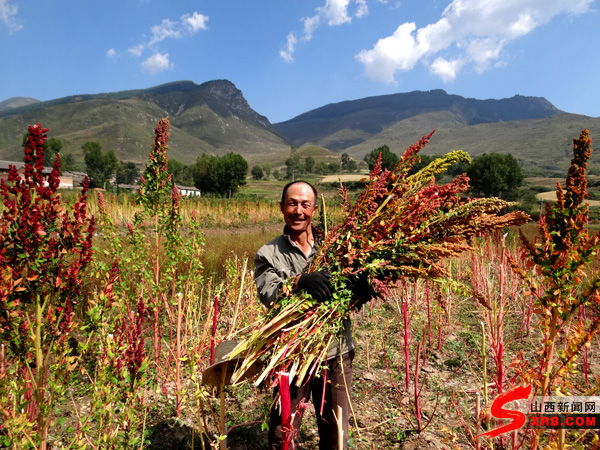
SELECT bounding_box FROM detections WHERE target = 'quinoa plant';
[509,130,600,397]
[506,129,600,450]
[0,124,94,449]
[78,117,209,446]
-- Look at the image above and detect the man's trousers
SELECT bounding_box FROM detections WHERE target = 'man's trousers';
[268,350,354,450]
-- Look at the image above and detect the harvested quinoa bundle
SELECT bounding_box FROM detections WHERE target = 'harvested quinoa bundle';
[231,131,529,386]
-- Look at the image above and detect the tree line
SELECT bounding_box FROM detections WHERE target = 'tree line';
[250,151,360,181]
[364,144,524,201]
[27,133,524,200]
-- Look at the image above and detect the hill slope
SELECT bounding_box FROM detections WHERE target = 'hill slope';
[0,97,40,111]
[0,80,289,166]
[340,110,600,173]
[2,83,599,174]
[274,89,561,150]
[274,89,600,172]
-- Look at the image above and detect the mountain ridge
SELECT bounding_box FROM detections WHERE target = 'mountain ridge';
[0,80,289,166]
[1,80,598,173]
[273,89,562,151]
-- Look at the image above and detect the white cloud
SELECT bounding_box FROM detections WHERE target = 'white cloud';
[306,0,368,33]
[357,0,595,83]
[302,15,321,41]
[282,0,367,61]
[430,57,464,82]
[280,32,297,63]
[355,22,421,83]
[124,12,208,72]
[141,52,173,74]
[128,44,145,57]
[106,48,118,59]
[182,12,209,33]
[0,0,21,33]
[149,18,181,45]
[319,0,352,26]
[355,0,368,19]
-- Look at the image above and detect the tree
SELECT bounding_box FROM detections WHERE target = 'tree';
[315,161,328,175]
[82,141,118,189]
[285,154,301,179]
[115,161,140,186]
[251,165,264,180]
[220,152,249,194]
[364,145,399,171]
[43,137,63,167]
[466,153,523,200]
[193,152,248,196]
[327,161,341,173]
[167,158,194,186]
[304,156,315,174]
[60,153,77,172]
[341,153,358,172]
[273,169,282,180]
[263,162,272,178]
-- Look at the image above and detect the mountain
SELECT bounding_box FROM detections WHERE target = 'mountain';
[0,97,40,111]
[0,80,289,166]
[274,89,561,149]
[2,83,599,174]
[273,90,600,172]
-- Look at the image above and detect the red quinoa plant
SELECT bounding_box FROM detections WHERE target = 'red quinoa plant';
[509,129,600,397]
[508,129,600,450]
[0,124,94,449]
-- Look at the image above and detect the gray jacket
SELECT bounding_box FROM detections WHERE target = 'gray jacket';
[254,226,355,360]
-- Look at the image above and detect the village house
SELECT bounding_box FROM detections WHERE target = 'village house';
[177,185,202,197]
[0,160,86,189]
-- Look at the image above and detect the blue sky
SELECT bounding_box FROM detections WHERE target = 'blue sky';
[1,0,599,123]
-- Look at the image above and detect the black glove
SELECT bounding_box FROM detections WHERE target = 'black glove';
[346,272,375,309]
[297,272,333,303]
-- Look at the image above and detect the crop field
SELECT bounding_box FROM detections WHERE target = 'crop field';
[1,123,599,450]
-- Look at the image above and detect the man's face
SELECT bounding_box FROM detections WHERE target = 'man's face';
[280,183,317,235]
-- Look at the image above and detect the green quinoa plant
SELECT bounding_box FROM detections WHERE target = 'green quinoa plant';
[77,117,208,447]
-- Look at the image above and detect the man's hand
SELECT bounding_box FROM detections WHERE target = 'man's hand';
[346,272,375,309]
[297,272,333,303]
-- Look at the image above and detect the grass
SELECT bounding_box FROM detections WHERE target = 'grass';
[201,225,281,280]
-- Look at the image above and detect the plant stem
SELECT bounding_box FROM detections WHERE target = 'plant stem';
[414,341,422,432]
[481,322,488,404]
[176,292,182,417]
[403,297,410,392]
[35,293,47,450]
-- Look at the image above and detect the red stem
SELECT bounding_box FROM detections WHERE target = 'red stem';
[580,305,589,389]
[437,306,442,351]
[211,295,219,365]
[414,341,422,431]
[279,372,292,450]
[403,298,410,391]
[426,282,431,348]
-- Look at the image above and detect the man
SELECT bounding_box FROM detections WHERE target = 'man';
[254,180,357,450]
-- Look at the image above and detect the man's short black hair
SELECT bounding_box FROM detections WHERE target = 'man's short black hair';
[281,180,318,205]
